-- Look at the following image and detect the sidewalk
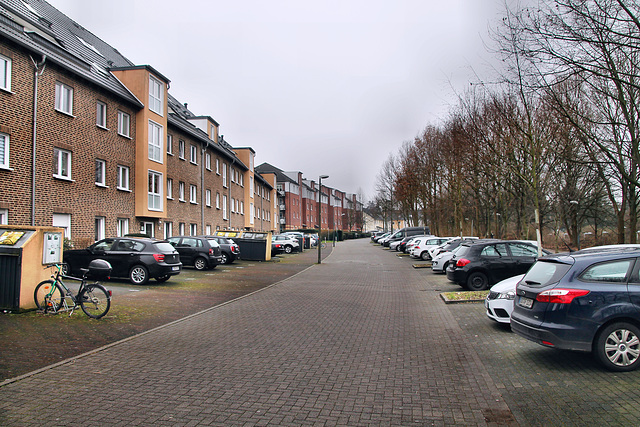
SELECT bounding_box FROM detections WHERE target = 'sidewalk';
[0,239,511,425]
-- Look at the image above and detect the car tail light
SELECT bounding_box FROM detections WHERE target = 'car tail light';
[536,289,590,304]
[153,253,165,262]
[209,248,214,255]
[456,258,471,267]
[414,246,420,250]
[232,245,239,253]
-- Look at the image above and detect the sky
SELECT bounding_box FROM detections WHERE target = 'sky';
[46,0,506,202]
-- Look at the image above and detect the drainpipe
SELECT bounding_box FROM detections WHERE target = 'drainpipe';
[201,142,206,233]
[30,54,46,226]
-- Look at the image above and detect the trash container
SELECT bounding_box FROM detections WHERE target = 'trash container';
[235,232,272,261]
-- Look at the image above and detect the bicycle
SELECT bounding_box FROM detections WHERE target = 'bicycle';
[34,263,112,319]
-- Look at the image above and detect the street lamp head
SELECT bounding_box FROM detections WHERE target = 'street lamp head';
[319,175,329,180]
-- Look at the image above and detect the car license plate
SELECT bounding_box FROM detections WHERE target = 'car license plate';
[172,266,180,271]
[519,297,533,309]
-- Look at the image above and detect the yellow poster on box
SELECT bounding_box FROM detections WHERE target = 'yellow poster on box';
[0,231,25,245]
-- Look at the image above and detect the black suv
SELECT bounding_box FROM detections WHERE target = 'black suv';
[446,239,548,291]
[63,237,182,285]
[200,236,241,264]
[167,236,223,270]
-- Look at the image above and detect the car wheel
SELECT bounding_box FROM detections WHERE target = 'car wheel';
[466,272,489,291]
[61,263,70,276]
[129,265,149,285]
[284,245,292,254]
[420,251,430,261]
[194,257,208,270]
[155,275,170,283]
[220,253,229,264]
[595,322,640,371]
[441,261,449,273]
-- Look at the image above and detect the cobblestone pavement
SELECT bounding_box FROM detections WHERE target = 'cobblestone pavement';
[1,239,639,425]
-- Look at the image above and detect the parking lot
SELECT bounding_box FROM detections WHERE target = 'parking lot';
[2,239,640,425]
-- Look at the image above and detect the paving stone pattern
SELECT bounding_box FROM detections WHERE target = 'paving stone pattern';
[2,239,638,425]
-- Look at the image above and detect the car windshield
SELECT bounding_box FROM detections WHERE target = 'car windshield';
[522,260,572,287]
[154,242,176,252]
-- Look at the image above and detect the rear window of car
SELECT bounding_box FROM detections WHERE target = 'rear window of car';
[207,239,220,247]
[455,245,471,258]
[154,242,176,252]
[522,260,572,287]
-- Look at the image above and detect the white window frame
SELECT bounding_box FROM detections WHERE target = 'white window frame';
[149,75,163,115]
[179,181,185,202]
[55,81,73,115]
[223,163,228,188]
[231,197,235,213]
[167,134,173,155]
[95,159,106,186]
[96,101,107,128]
[190,145,197,164]
[53,147,72,180]
[148,170,163,211]
[117,218,129,237]
[215,158,220,174]
[179,140,185,160]
[223,195,228,220]
[164,221,172,239]
[117,165,129,191]
[205,153,211,170]
[179,222,185,235]
[118,111,130,137]
[0,208,7,225]
[216,192,220,209]
[205,225,211,235]
[52,213,71,240]
[190,184,197,204]
[148,120,163,163]
[190,223,197,236]
[95,216,106,241]
[206,189,211,207]
[166,178,173,199]
[0,132,9,169]
[0,54,11,92]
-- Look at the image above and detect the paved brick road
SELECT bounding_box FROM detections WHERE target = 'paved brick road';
[1,239,639,425]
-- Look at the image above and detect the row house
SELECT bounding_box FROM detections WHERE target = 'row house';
[0,0,275,246]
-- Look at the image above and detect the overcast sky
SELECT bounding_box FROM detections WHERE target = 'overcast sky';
[46,0,506,202]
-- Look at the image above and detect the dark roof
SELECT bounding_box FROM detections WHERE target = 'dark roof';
[255,163,299,185]
[0,0,143,107]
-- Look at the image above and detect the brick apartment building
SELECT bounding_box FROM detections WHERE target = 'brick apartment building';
[0,0,277,246]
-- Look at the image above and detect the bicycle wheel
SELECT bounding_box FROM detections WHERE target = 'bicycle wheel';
[34,280,64,313]
[79,283,111,319]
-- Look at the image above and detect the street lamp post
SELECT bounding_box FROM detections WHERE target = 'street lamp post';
[318,175,329,264]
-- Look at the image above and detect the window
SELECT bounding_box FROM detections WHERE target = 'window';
[96,101,107,128]
[223,195,228,220]
[95,159,106,186]
[179,140,185,160]
[167,134,173,155]
[231,197,235,213]
[190,145,197,164]
[240,201,244,215]
[117,218,129,237]
[0,208,7,225]
[205,225,211,235]
[52,213,71,239]
[0,53,11,91]
[205,153,211,170]
[148,120,163,163]
[118,111,130,137]
[53,147,71,180]
[509,243,538,257]
[166,178,173,199]
[148,170,162,211]
[0,132,9,169]
[55,81,73,115]
[481,244,508,257]
[149,75,163,115]
[580,260,634,283]
[179,181,185,202]
[216,192,220,209]
[95,216,106,241]
[250,176,254,198]
[250,203,254,224]
[216,158,220,174]
[179,222,185,235]
[117,165,129,191]
[190,223,197,236]
[206,189,211,207]
[164,221,172,239]
[223,163,228,187]
[190,184,197,203]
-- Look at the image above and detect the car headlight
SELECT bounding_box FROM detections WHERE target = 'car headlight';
[497,291,516,300]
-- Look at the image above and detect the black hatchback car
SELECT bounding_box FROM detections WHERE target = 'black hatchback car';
[63,237,182,285]
[512,247,640,371]
[446,239,548,291]
[200,236,241,264]
[167,236,223,270]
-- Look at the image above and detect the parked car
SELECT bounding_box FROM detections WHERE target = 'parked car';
[485,274,525,324]
[409,237,452,260]
[272,241,285,255]
[200,236,241,264]
[380,226,431,248]
[63,237,182,285]
[373,232,391,244]
[167,236,223,270]
[428,237,478,259]
[431,245,463,273]
[397,235,429,253]
[272,235,300,254]
[511,246,640,371]
[446,239,549,291]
